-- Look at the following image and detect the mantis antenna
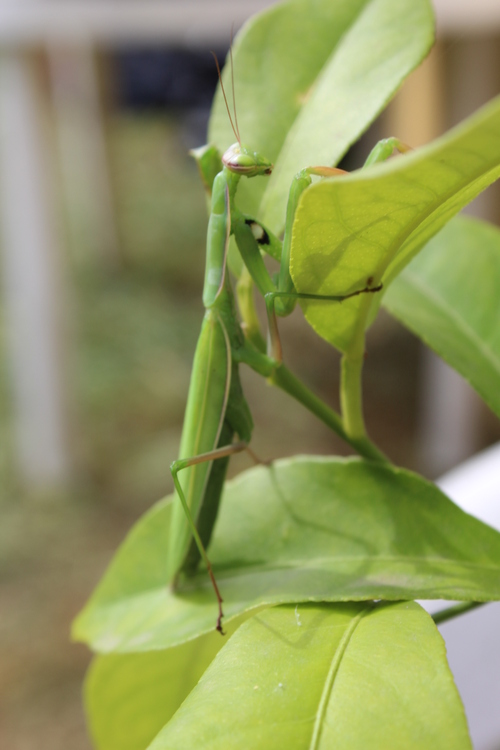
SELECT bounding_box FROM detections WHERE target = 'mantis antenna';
[229,27,241,144]
[211,50,241,145]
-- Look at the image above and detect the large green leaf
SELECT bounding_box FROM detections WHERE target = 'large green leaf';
[384,216,500,419]
[73,457,500,653]
[209,0,434,234]
[291,96,500,353]
[147,602,471,750]
[85,617,246,750]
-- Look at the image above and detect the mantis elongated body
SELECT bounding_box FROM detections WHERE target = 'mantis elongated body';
[167,144,273,632]
[168,55,408,630]
[168,137,403,631]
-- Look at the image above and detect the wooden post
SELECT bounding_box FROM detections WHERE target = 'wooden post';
[0,49,72,487]
[47,43,121,270]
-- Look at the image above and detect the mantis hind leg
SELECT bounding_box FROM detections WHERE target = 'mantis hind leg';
[181,420,234,577]
[170,436,248,634]
[264,286,383,362]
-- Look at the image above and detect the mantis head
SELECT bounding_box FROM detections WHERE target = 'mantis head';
[222,143,273,177]
[212,47,272,178]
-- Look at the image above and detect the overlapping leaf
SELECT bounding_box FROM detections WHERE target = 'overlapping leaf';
[85,617,247,750]
[384,216,500,419]
[73,457,500,653]
[290,96,500,353]
[209,0,434,234]
[147,603,471,750]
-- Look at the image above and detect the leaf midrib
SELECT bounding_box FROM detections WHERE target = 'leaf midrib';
[308,605,371,750]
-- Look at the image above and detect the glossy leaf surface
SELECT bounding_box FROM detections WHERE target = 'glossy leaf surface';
[384,216,500,419]
[85,617,246,750]
[290,96,500,353]
[148,603,471,750]
[73,458,500,653]
[209,0,434,234]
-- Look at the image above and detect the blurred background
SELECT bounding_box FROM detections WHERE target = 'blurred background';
[0,1,499,748]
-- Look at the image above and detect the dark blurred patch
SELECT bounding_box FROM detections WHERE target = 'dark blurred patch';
[114,47,227,110]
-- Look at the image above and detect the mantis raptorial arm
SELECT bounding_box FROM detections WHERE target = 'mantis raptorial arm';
[363,137,412,167]
[234,139,412,333]
[232,164,381,363]
[230,138,411,443]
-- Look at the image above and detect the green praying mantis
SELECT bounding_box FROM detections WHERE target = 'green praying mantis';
[167,56,410,633]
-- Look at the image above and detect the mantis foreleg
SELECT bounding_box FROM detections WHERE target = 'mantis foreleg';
[233,138,411,359]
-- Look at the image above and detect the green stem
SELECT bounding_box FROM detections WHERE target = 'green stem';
[432,601,485,625]
[236,345,389,464]
[340,292,373,440]
[340,353,365,438]
[272,365,345,439]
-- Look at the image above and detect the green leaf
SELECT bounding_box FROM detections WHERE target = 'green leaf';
[209,0,434,234]
[384,216,500,419]
[73,457,500,653]
[291,96,500,353]
[85,618,246,750]
[147,602,471,750]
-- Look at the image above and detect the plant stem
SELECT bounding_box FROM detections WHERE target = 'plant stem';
[340,352,365,438]
[432,601,485,625]
[340,293,372,440]
[236,344,389,464]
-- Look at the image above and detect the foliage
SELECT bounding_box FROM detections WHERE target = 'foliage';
[74,457,500,652]
[75,0,500,747]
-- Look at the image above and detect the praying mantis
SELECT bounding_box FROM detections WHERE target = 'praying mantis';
[167,57,410,633]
